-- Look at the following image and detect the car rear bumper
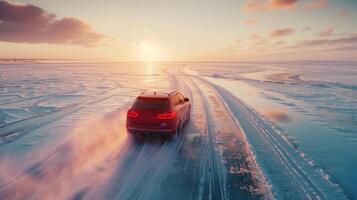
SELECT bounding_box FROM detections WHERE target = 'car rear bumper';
[127,126,175,134]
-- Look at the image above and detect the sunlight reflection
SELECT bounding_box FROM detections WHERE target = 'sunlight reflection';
[143,62,156,83]
[147,62,154,75]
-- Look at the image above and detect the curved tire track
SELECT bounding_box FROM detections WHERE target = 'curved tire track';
[195,76,348,200]
[180,75,273,200]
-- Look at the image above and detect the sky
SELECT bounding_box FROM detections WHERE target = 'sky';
[0,0,356,61]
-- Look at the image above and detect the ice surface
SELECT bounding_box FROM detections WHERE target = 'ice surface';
[186,61,357,199]
[0,61,355,199]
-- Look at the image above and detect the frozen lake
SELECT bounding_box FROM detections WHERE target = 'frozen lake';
[0,61,355,199]
[188,61,357,199]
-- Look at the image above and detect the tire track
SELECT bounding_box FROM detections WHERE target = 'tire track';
[184,77,227,200]
[0,85,122,145]
[104,74,188,200]
[198,77,349,200]
[181,75,272,200]
[146,68,209,200]
[180,76,218,200]
[111,124,188,200]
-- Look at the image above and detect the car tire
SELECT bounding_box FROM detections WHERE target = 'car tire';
[171,123,181,140]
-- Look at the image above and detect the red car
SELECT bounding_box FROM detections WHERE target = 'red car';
[126,89,191,138]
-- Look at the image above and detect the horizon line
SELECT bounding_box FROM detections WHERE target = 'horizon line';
[1,58,357,63]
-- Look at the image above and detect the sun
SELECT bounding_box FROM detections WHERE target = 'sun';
[137,41,166,62]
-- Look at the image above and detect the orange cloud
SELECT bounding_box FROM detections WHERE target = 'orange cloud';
[318,27,335,37]
[270,28,294,37]
[0,0,106,46]
[270,0,299,7]
[304,0,328,9]
[242,0,299,11]
[245,18,259,25]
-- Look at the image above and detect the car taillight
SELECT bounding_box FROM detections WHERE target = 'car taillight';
[154,111,176,119]
[127,109,139,118]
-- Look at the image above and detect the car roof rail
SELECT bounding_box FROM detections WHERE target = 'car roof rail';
[140,89,149,95]
[140,89,179,96]
[169,89,178,95]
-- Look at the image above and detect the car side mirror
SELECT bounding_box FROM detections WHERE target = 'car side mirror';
[184,97,189,102]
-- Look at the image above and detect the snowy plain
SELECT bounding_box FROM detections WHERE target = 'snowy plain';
[0,61,356,199]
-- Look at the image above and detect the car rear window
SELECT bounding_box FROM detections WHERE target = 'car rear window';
[133,97,169,110]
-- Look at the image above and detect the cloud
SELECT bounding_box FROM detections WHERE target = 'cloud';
[328,45,357,51]
[291,34,357,49]
[242,0,299,11]
[255,39,268,46]
[336,10,349,17]
[0,0,106,46]
[318,27,335,37]
[248,33,261,40]
[275,40,286,46]
[304,0,328,9]
[302,26,311,31]
[270,28,294,37]
[270,0,299,7]
[245,18,259,25]
[246,33,270,46]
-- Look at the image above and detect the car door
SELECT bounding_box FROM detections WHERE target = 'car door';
[174,93,184,122]
[177,92,188,120]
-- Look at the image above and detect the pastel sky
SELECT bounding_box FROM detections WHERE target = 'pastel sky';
[0,0,356,61]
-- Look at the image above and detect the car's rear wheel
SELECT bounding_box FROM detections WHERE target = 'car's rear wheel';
[170,123,181,140]
[127,129,142,139]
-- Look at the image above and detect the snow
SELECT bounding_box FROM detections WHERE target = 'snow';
[0,61,355,199]
[185,62,356,199]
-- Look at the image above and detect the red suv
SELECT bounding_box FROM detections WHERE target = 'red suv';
[126,89,191,137]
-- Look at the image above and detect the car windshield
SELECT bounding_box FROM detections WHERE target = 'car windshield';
[133,97,169,110]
